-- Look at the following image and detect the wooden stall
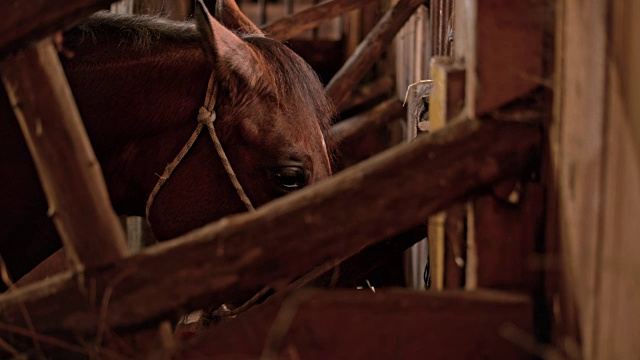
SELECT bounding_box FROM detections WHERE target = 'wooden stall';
[0,0,637,358]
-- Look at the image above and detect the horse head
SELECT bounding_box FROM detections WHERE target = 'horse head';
[146,0,335,240]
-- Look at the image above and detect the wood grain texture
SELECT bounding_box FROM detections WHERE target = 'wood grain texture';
[596,58,640,358]
[0,39,129,270]
[0,0,115,57]
[580,0,640,359]
[474,183,544,290]
[325,0,424,108]
[261,0,376,41]
[456,0,544,116]
[179,289,533,359]
[0,118,539,333]
[553,0,607,356]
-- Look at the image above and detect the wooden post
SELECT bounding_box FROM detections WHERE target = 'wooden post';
[455,0,544,117]
[0,39,129,270]
[426,57,467,290]
[552,0,640,358]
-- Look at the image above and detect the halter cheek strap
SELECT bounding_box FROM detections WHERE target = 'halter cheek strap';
[145,73,255,223]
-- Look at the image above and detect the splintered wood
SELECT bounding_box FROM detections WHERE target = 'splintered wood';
[455,0,544,116]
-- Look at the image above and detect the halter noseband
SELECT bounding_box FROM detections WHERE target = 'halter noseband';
[145,73,255,223]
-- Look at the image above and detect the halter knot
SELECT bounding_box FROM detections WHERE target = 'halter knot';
[198,106,216,125]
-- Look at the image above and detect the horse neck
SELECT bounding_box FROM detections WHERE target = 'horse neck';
[62,42,211,216]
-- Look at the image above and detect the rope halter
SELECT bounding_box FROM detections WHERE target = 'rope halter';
[145,72,255,224]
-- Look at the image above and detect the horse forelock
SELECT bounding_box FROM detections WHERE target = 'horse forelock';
[67,11,201,48]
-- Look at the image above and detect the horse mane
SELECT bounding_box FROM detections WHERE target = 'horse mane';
[66,11,336,156]
[68,11,202,48]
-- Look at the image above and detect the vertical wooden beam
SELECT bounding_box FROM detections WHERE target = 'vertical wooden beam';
[430,0,454,57]
[0,39,129,270]
[555,0,640,358]
[553,0,607,357]
[425,56,466,291]
[474,183,544,290]
[596,15,640,354]
[429,57,465,126]
[455,0,544,117]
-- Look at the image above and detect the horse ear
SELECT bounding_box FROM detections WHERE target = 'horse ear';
[214,0,264,35]
[194,0,259,84]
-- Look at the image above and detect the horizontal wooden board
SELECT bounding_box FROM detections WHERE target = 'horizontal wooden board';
[179,289,534,359]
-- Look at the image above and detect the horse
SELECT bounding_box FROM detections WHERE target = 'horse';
[0,0,334,285]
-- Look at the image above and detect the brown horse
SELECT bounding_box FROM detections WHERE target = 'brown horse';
[0,0,334,283]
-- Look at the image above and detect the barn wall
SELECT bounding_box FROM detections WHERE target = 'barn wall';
[555,0,640,358]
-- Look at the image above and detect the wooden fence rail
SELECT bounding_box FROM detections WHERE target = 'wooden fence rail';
[261,0,377,41]
[325,0,424,108]
[0,117,540,334]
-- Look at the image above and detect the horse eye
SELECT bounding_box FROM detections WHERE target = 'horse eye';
[274,167,306,191]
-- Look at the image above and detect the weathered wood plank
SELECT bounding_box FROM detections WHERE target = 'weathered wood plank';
[325,0,424,108]
[426,57,466,290]
[0,39,129,270]
[553,0,607,356]
[474,183,544,290]
[455,0,544,116]
[553,0,640,358]
[178,289,533,359]
[0,118,540,333]
[0,0,116,57]
[261,0,376,41]
[593,2,640,358]
[596,58,640,359]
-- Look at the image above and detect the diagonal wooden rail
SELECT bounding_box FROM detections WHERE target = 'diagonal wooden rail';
[1,39,129,271]
[325,0,425,108]
[0,118,540,334]
[261,0,377,41]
